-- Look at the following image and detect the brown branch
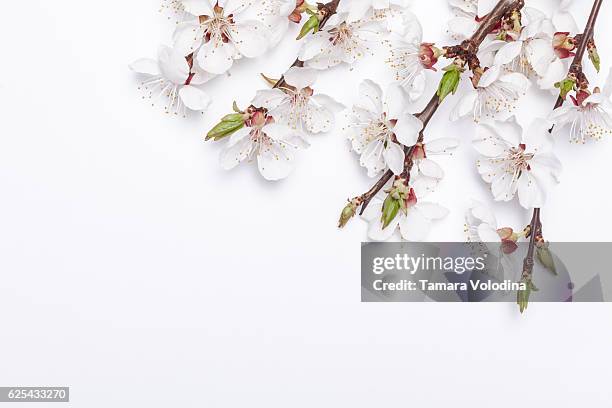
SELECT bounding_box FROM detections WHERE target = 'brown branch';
[522,0,604,279]
[355,0,526,215]
[273,0,341,89]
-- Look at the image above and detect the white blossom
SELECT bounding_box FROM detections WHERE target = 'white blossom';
[385,11,435,101]
[549,69,612,143]
[348,80,424,177]
[298,13,384,70]
[451,65,530,122]
[173,0,270,74]
[362,178,449,241]
[255,0,297,46]
[474,117,562,209]
[491,7,557,78]
[219,109,304,181]
[410,138,459,191]
[130,45,213,116]
[251,67,345,136]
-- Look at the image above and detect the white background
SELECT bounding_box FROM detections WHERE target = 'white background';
[1,0,612,406]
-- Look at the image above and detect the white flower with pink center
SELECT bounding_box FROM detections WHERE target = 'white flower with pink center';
[348,80,424,177]
[219,108,304,181]
[549,69,612,143]
[298,13,384,70]
[251,67,345,136]
[385,11,440,101]
[172,0,270,74]
[130,45,213,116]
[451,65,530,122]
[409,138,459,191]
[491,7,560,79]
[362,178,449,241]
[474,117,562,209]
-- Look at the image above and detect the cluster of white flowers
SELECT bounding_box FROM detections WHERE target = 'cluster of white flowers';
[213,1,445,181]
[132,0,281,116]
[132,0,611,244]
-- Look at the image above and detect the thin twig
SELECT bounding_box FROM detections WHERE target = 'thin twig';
[522,0,604,278]
[273,0,341,89]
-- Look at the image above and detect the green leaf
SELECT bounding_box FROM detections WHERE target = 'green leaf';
[297,15,320,40]
[206,115,245,141]
[436,67,462,102]
[381,195,401,229]
[554,78,576,100]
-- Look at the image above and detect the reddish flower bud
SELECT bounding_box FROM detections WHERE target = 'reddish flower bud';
[501,239,518,254]
[497,227,514,240]
[419,43,439,71]
[411,143,427,161]
[552,32,577,59]
[570,90,591,107]
[405,188,418,209]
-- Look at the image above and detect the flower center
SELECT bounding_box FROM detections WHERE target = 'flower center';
[199,5,235,44]
[328,23,352,46]
[506,144,533,172]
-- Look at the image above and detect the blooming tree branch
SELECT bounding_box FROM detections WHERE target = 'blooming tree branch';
[518,0,604,313]
[339,0,526,225]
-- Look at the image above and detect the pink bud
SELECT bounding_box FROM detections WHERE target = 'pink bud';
[405,188,418,209]
[570,90,591,107]
[288,0,305,23]
[501,239,518,254]
[419,43,439,71]
[411,143,427,161]
[552,32,576,59]
[497,227,514,240]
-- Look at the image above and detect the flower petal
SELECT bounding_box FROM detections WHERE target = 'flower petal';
[417,202,449,220]
[230,21,269,58]
[284,67,318,90]
[196,41,235,74]
[219,127,252,170]
[129,58,160,76]
[517,171,545,209]
[494,41,523,66]
[158,45,190,84]
[399,208,431,241]
[179,85,211,110]
[257,140,296,181]
[393,113,423,146]
[418,158,444,179]
[358,79,384,114]
[383,142,406,175]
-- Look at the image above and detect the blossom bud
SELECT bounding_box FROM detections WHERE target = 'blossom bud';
[588,39,601,72]
[437,63,464,101]
[411,143,427,161]
[552,32,576,59]
[338,198,361,228]
[419,43,440,71]
[206,113,245,141]
[536,243,557,275]
[296,14,320,40]
[501,239,518,255]
[517,278,538,314]
[289,0,306,23]
[497,227,514,240]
